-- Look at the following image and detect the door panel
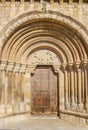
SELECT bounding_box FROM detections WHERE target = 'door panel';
[31,66,58,114]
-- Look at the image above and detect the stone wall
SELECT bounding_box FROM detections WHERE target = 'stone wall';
[0,3,88,33]
[0,2,88,126]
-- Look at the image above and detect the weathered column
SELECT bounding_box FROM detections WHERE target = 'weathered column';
[61,64,69,110]
[0,61,7,114]
[74,68,77,106]
[68,63,76,110]
[13,63,21,113]
[24,65,36,114]
[82,60,88,112]
[19,64,26,113]
[75,62,83,112]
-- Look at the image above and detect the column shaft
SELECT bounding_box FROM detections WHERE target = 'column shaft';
[77,70,82,104]
[64,71,69,109]
[70,70,75,106]
[84,69,88,111]
[1,70,5,104]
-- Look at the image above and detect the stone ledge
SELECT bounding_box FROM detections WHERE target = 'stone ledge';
[60,110,88,118]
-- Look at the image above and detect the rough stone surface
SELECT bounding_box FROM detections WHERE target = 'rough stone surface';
[0,1,88,127]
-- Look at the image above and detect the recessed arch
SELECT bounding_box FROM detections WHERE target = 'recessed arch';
[1,12,88,63]
[0,11,88,123]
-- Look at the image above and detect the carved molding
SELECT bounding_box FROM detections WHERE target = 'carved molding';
[0,11,88,48]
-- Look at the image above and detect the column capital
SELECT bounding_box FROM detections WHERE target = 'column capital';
[14,63,21,73]
[81,59,88,70]
[74,61,81,71]
[53,65,60,73]
[0,61,7,71]
[7,62,15,72]
[67,62,73,71]
[61,63,67,72]
[26,65,36,73]
[20,64,27,73]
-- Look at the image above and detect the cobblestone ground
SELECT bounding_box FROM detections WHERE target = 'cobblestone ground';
[0,115,88,130]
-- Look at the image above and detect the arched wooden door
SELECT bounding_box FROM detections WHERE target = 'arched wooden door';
[31,66,58,115]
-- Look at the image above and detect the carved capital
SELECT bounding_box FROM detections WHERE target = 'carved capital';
[61,63,67,72]
[74,61,81,71]
[7,62,15,72]
[53,65,59,73]
[81,59,88,70]
[0,61,7,71]
[20,64,27,73]
[14,63,21,72]
[67,62,73,72]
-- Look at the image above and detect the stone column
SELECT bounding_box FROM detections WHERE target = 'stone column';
[0,61,7,114]
[19,64,26,113]
[13,63,21,113]
[61,64,69,110]
[68,63,76,110]
[24,65,36,114]
[82,60,88,112]
[74,68,77,106]
[75,62,83,112]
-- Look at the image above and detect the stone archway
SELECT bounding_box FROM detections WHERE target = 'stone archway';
[0,11,88,124]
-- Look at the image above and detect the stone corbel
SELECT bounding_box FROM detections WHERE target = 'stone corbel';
[53,65,60,73]
[7,62,15,72]
[0,61,7,71]
[26,65,36,74]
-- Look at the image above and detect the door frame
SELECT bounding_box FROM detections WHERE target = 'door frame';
[30,65,60,116]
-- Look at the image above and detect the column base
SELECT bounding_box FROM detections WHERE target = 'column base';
[77,103,83,112]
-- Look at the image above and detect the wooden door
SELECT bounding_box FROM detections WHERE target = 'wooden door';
[31,66,58,115]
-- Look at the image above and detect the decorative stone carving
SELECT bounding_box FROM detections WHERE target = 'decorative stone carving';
[14,63,21,72]
[7,62,15,72]
[0,61,7,71]
[29,49,60,66]
[20,64,26,73]
[0,11,88,48]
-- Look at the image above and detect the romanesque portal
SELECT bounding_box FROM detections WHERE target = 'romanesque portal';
[0,11,88,124]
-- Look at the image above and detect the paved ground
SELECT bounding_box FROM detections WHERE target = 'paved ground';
[0,115,88,130]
